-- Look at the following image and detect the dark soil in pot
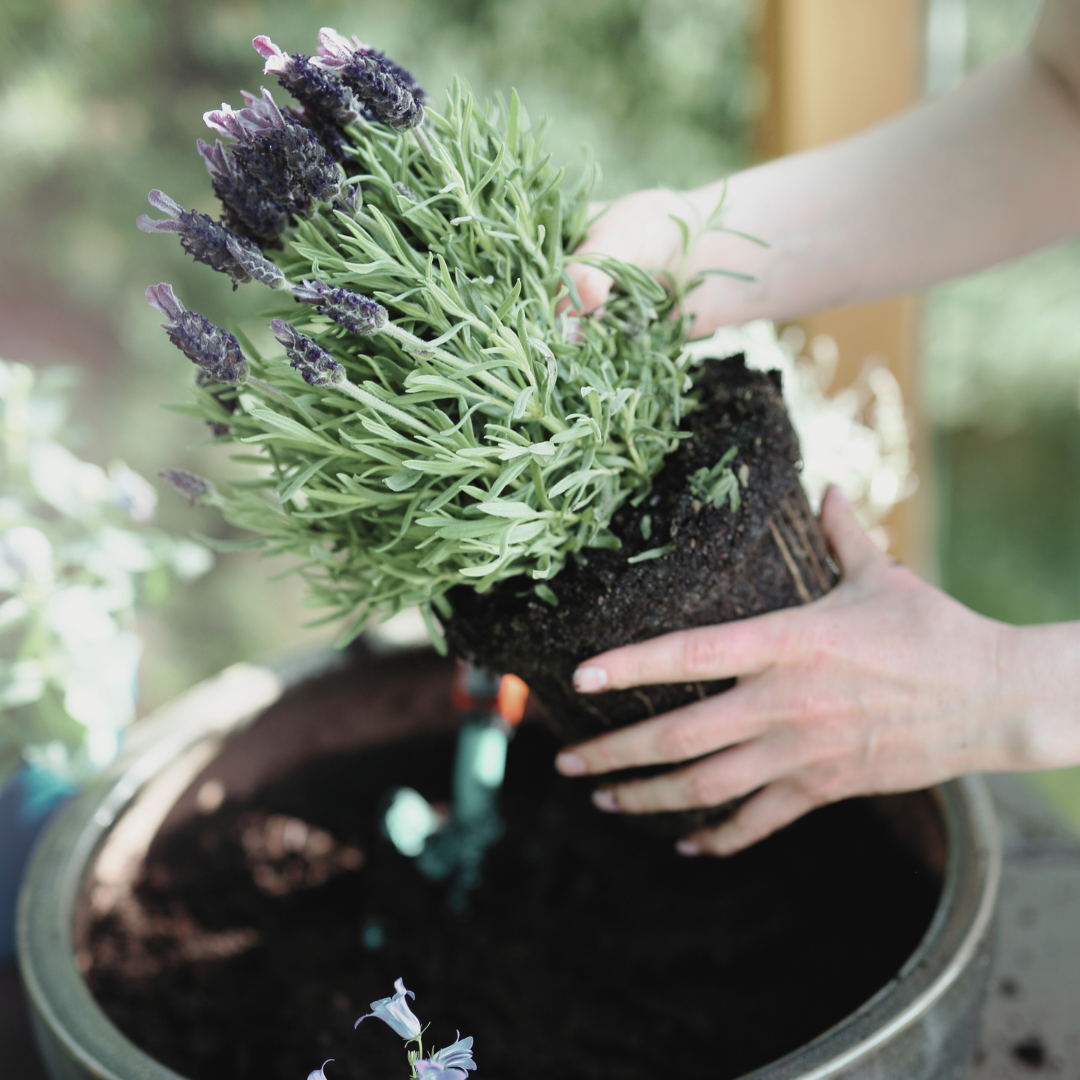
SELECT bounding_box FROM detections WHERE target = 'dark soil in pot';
[83,658,941,1080]
[444,355,838,835]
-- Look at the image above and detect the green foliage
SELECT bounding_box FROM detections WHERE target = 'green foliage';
[688,446,741,512]
[184,81,699,644]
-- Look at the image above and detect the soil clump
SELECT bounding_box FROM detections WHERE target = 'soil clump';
[445,355,837,833]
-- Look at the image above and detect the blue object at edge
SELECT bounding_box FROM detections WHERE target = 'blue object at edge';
[0,765,76,961]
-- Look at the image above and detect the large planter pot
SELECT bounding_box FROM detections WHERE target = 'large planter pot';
[19,646,1000,1080]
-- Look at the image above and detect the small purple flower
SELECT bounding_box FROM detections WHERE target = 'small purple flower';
[253,36,360,158]
[271,319,344,387]
[354,977,421,1040]
[313,28,426,131]
[159,469,212,506]
[137,190,264,289]
[430,1034,476,1073]
[291,278,387,335]
[197,136,290,242]
[147,283,248,384]
[199,88,341,243]
[306,1059,334,1080]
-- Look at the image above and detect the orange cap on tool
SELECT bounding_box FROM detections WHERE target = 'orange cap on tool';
[496,674,529,725]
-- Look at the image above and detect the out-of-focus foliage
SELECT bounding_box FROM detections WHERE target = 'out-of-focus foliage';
[0,0,758,709]
[924,0,1080,430]
[0,358,211,785]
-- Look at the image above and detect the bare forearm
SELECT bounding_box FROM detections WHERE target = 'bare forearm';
[682,47,1080,331]
[1000,621,1080,770]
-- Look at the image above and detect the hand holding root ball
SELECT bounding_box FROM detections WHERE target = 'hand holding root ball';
[558,488,1080,854]
[555,0,1080,854]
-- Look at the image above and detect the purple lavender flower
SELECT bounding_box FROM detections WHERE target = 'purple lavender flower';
[271,319,344,387]
[306,1059,334,1080]
[354,978,421,1040]
[253,36,360,158]
[159,469,212,506]
[313,28,426,131]
[137,191,265,289]
[146,283,248,384]
[291,278,387,335]
[197,136,290,242]
[430,1034,476,1073]
[199,88,341,243]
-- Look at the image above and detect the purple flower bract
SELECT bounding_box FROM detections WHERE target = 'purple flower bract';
[146,283,248,384]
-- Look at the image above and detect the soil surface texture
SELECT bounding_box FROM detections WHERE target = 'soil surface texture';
[86,724,940,1080]
[445,355,837,834]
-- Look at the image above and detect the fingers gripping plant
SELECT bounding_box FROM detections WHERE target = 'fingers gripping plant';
[144,28,697,648]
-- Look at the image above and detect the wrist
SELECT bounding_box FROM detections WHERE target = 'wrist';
[990,621,1080,772]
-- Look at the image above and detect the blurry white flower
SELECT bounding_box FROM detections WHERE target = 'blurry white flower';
[0,597,29,631]
[108,462,157,523]
[170,539,214,581]
[29,442,110,520]
[693,321,915,535]
[0,661,46,709]
[1,526,54,584]
[0,356,212,785]
[45,586,119,648]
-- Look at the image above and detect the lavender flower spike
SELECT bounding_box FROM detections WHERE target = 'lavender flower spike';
[197,136,290,242]
[306,1059,334,1080]
[292,278,387,334]
[253,35,360,156]
[146,284,248,384]
[313,28,425,131]
[137,190,263,289]
[430,1033,476,1073]
[200,87,340,243]
[159,469,212,506]
[354,977,421,1040]
[271,319,344,388]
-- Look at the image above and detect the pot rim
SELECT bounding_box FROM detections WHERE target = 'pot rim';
[18,650,1001,1080]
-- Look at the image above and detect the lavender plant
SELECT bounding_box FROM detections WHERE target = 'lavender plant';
[146,27,704,648]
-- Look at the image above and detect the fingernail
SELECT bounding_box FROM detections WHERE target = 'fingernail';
[555,752,587,777]
[828,486,849,510]
[592,789,621,813]
[573,666,608,693]
[676,840,701,857]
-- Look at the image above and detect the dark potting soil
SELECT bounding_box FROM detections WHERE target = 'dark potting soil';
[445,356,837,751]
[86,722,940,1080]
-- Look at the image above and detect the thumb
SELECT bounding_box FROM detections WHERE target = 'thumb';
[820,486,882,578]
[565,262,614,315]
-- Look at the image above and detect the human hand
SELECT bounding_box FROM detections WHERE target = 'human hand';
[565,188,689,315]
[564,183,772,335]
[554,487,1034,856]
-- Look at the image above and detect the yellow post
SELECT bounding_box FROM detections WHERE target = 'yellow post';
[758,0,928,569]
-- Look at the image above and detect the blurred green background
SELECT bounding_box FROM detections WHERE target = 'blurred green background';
[2,0,1080,823]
